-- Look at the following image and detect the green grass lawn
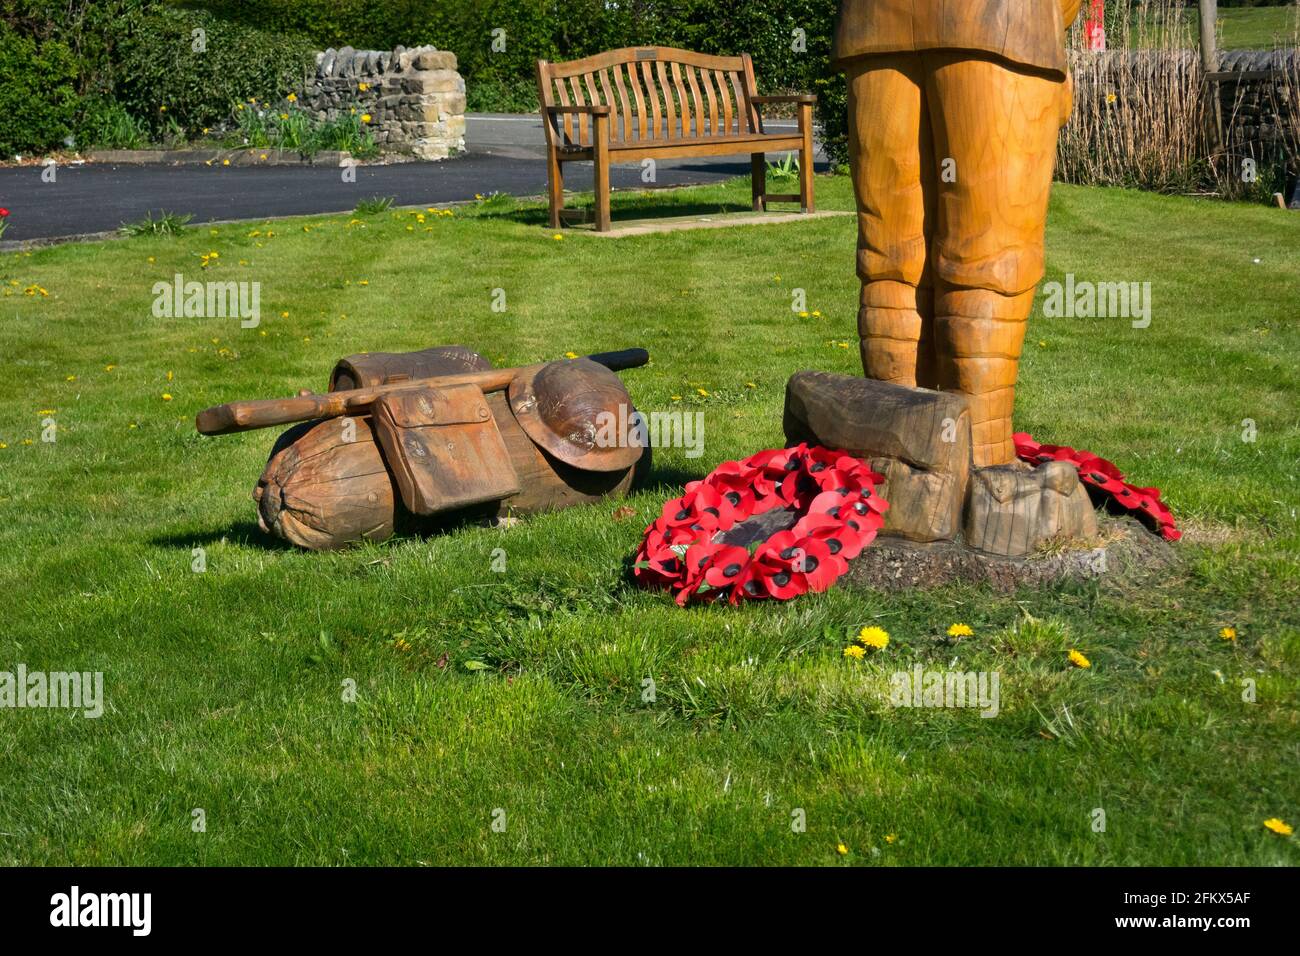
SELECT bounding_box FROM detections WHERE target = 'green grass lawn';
[1,176,1297,865]
[1135,3,1300,49]
[1218,3,1300,48]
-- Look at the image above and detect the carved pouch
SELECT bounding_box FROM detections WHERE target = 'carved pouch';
[371,384,520,515]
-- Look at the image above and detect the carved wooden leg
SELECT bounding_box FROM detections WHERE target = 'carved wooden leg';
[751,153,766,211]
[847,54,937,389]
[546,148,564,229]
[924,52,1064,467]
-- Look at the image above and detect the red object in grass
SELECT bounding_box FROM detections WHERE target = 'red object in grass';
[1013,433,1181,542]
[0,208,9,217]
[633,443,889,606]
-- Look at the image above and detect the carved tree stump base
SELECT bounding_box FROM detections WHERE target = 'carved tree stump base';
[843,513,1176,592]
[784,371,1134,572]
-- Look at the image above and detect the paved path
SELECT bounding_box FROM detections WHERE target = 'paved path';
[0,114,824,243]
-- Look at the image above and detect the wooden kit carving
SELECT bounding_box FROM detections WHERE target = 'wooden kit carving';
[201,346,651,550]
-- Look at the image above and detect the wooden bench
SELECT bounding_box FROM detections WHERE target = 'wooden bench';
[536,47,816,232]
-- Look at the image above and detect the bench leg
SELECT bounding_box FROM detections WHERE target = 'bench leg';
[547,149,564,229]
[798,102,815,214]
[593,116,611,232]
[751,153,766,212]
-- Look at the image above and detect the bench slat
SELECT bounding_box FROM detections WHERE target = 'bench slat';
[611,63,633,142]
[554,74,574,145]
[597,68,619,142]
[639,60,661,141]
[568,75,588,145]
[728,70,749,134]
[656,60,677,138]
[685,65,704,138]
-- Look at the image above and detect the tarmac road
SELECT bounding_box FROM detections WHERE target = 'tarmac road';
[0,113,823,243]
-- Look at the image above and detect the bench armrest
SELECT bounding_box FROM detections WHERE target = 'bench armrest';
[545,104,612,116]
[750,94,816,105]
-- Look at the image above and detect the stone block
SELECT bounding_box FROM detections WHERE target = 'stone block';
[414,50,457,71]
[964,460,1098,557]
[783,371,972,543]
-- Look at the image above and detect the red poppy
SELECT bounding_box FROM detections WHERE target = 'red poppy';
[704,545,750,590]
[634,443,888,606]
[0,208,9,218]
[1015,432,1180,543]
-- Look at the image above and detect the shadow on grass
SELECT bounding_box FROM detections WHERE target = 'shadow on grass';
[151,521,300,553]
[465,197,761,229]
[153,459,701,557]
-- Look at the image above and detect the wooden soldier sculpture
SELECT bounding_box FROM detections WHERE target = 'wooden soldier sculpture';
[834,0,1081,467]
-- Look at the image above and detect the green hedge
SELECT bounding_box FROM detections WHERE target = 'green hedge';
[1,1,316,149]
[0,20,79,155]
[111,6,316,135]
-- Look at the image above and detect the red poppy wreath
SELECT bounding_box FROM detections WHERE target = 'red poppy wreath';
[1014,433,1181,542]
[633,443,889,605]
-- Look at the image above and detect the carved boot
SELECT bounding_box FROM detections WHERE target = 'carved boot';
[934,286,1034,467]
[858,280,937,389]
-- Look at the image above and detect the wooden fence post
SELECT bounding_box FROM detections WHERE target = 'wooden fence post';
[1200,0,1224,153]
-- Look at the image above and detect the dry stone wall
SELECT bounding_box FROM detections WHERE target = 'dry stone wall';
[304,45,466,160]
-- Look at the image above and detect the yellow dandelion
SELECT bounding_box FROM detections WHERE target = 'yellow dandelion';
[858,626,889,650]
[1106,92,1117,104]
[360,113,372,124]
[696,388,709,397]
[1220,627,1237,641]
[564,351,578,359]
[843,644,866,660]
[358,82,369,92]
[798,310,810,318]
[885,833,897,844]
[161,393,173,401]
[836,843,848,856]
[671,395,682,402]
[812,310,822,317]
[147,256,155,264]
[1263,818,1293,836]
[166,370,173,381]
[65,375,76,382]
[552,233,564,241]
[105,364,116,372]
[280,311,288,318]
[947,623,973,638]
[222,159,230,166]
[286,93,297,103]
[745,382,756,388]
[1068,649,1091,669]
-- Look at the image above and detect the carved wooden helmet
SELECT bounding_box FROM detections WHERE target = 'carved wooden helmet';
[508,357,644,472]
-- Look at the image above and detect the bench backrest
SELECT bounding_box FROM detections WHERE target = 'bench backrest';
[536,46,762,149]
